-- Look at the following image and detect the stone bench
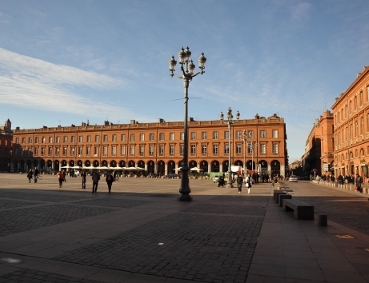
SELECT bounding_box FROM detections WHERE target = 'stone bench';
[273,190,286,202]
[278,194,292,207]
[283,199,314,220]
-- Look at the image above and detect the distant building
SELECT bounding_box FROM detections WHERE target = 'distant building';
[0,119,12,172]
[10,114,288,177]
[332,65,369,177]
[301,110,334,176]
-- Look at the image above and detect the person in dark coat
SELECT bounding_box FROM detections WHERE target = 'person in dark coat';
[27,169,33,183]
[92,171,100,193]
[356,174,363,193]
[237,174,243,193]
[105,171,114,193]
[81,170,86,189]
[34,167,39,183]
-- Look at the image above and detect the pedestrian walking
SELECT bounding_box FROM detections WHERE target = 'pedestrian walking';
[245,174,252,194]
[81,170,86,189]
[34,167,39,183]
[105,171,114,193]
[57,170,65,188]
[92,171,100,193]
[237,174,243,193]
[355,174,363,193]
[27,168,33,183]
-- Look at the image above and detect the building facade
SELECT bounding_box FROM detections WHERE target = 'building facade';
[0,119,12,172]
[10,114,287,177]
[332,65,369,178]
[301,110,334,177]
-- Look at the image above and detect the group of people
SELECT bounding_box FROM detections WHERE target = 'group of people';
[316,173,364,193]
[56,169,115,193]
[217,173,253,194]
[26,167,39,183]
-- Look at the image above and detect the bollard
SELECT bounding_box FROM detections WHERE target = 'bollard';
[317,214,327,226]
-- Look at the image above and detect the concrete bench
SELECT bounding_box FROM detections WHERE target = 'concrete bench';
[283,199,314,220]
[278,194,292,207]
[274,190,286,202]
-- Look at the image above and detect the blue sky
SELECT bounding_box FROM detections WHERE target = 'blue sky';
[0,0,368,162]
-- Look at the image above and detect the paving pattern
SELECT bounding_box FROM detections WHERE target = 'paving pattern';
[54,210,263,282]
[0,204,116,237]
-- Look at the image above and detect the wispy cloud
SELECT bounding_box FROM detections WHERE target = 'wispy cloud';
[0,48,151,122]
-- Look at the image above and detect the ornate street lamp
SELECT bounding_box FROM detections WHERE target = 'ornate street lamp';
[169,46,206,201]
[220,107,240,188]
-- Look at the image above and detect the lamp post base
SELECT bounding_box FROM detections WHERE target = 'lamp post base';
[177,194,193,201]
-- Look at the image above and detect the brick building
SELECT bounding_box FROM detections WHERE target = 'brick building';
[0,119,12,172]
[301,110,334,177]
[332,65,369,178]
[10,114,287,177]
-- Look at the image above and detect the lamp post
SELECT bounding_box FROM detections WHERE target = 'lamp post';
[169,46,206,201]
[242,129,247,175]
[246,140,258,172]
[220,107,240,188]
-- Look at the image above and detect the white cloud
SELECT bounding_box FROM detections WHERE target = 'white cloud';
[0,48,151,122]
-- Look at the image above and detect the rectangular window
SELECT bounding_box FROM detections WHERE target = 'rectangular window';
[95,135,99,142]
[15,138,19,144]
[236,144,241,154]
[213,131,218,139]
[104,135,108,142]
[169,133,175,140]
[130,134,134,142]
[140,133,144,141]
[191,145,196,154]
[159,133,164,141]
[139,145,144,155]
[78,147,82,155]
[180,132,184,140]
[42,137,45,143]
[112,146,116,155]
[248,130,253,139]
[94,146,99,156]
[55,147,60,155]
[202,132,207,140]
[70,147,75,155]
[35,137,39,143]
[87,135,91,142]
[63,136,67,143]
[213,144,218,154]
[49,147,53,155]
[121,134,125,141]
[260,130,266,138]
[180,145,184,155]
[103,146,107,156]
[28,137,33,144]
[63,146,67,155]
[71,136,75,143]
[78,136,82,143]
[121,146,125,155]
[149,133,154,141]
[202,145,207,154]
[272,130,278,138]
[41,147,45,155]
[149,145,154,155]
[170,145,175,155]
[191,132,196,140]
[86,146,90,155]
[224,131,229,139]
[130,145,134,155]
[260,144,266,154]
[224,144,229,154]
[236,131,242,140]
[159,145,164,155]
[272,143,278,154]
[112,134,117,142]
